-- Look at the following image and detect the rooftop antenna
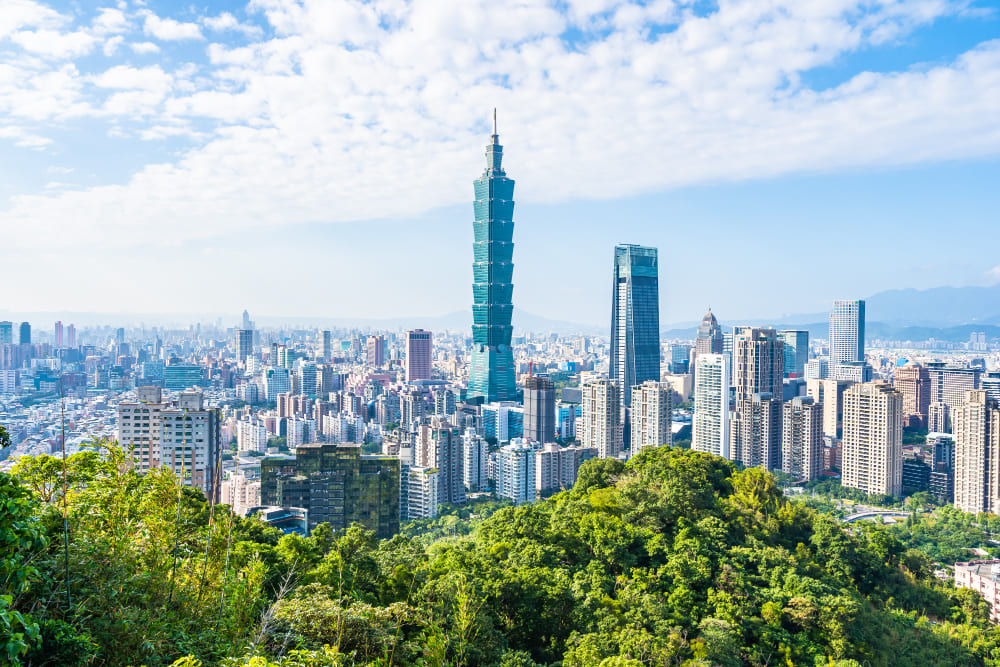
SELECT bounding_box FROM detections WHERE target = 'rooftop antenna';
[493,108,497,135]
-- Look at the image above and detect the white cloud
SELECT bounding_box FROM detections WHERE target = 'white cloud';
[129,41,161,54]
[202,11,262,37]
[0,125,52,148]
[143,13,203,40]
[92,7,128,34]
[11,29,98,58]
[987,266,1000,284]
[0,0,999,257]
[103,34,124,56]
[0,0,65,38]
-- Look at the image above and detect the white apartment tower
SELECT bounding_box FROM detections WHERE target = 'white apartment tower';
[630,380,672,452]
[580,379,623,459]
[693,354,729,458]
[462,429,489,492]
[497,439,537,505]
[841,382,903,497]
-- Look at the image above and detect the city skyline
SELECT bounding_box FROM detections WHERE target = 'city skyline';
[1,1,999,324]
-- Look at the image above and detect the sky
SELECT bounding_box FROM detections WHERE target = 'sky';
[1,0,999,328]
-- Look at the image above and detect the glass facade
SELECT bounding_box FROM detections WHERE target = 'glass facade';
[468,127,517,403]
[610,245,660,406]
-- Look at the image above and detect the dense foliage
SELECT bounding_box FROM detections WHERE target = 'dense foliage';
[6,442,1000,666]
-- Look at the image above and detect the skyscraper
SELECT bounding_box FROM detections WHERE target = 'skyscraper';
[405,329,432,383]
[523,375,556,444]
[66,324,76,348]
[894,361,931,428]
[782,396,823,482]
[610,244,660,406]
[829,299,865,378]
[695,310,724,360]
[0,322,12,345]
[729,327,784,470]
[367,334,385,368]
[19,322,30,345]
[468,116,517,404]
[54,321,63,347]
[236,329,253,363]
[842,382,903,497]
[322,330,332,362]
[693,353,730,458]
[777,330,808,378]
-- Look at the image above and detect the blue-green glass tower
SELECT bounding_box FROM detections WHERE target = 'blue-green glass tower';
[469,115,517,403]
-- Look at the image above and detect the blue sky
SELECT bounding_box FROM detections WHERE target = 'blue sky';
[1,0,999,327]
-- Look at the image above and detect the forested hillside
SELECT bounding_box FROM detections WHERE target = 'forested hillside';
[4,442,1000,666]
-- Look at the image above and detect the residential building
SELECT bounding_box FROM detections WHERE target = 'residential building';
[580,378,623,459]
[894,361,931,428]
[237,418,268,454]
[401,465,439,520]
[804,358,828,380]
[236,329,253,363]
[497,439,536,505]
[927,362,982,430]
[953,391,1000,515]
[693,353,729,458]
[462,429,489,491]
[730,327,784,470]
[367,335,385,368]
[841,382,903,497]
[954,561,1000,623]
[782,396,823,482]
[417,417,466,505]
[928,401,949,433]
[630,380,672,451]
[806,378,852,440]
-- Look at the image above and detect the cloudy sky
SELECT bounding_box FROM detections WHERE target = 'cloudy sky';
[1,0,999,327]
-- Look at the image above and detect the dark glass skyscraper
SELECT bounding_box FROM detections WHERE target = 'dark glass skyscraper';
[469,117,517,403]
[610,245,660,406]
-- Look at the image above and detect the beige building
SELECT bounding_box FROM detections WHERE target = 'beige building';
[630,380,672,452]
[955,560,1000,623]
[806,378,852,440]
[953,391,1000,515]
[581,378,623,459]
[841,382,903,497]
[782,396,824,482]
[894,361,930,428]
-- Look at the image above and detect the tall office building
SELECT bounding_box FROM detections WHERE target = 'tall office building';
[580,378,623,459]
[236,329,254,363]
[54,321,63,347]
[468,118,517,403]
[894,361,931,428]
[261,444,400,537]
[405,329,432,383]
[523,375,556,444]
[777,330,808,378]
[19,322,30,345]
[953,391,1000,515]
[609,244,660,406]
[367,334,385,368]
[782,396,823,482]
[695,310,724,359]
[322,330,332,362]
[829,299,865,379]
[242,309,252,330]
[630,380,672,451]
[66,324,76,348]
[729,327,784,470]
[693,354,730,458]
[841,382,903,497]
[0,322,12,345]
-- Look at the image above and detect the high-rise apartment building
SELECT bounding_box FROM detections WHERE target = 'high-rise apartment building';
[401,465,439,519]
[610,244,660,406]
[261,444,400,537]
[782,396,823,482]
[928,401,949,433]
[497,439,536,505]
[806,378,852,440]
[462,429,489,492]
[468,120,517,403]
[630,380,672,452]
[417,417,466,505]
[829,299,865,380]
[54,321,63,347]
[535,442,586,494]
[322,330,332,362]
[19,322,30,345]
[804,358,828,380]
[581,378,623,459]
[367,334,385,368]
[729,327,784,470]
[777,330,808,378]
[841,382,903,497]
[894,361,931,428]
[117,388,222,501]
[523,375,556,444]
[953,391,1000,515]
[405,329,433,383]
[67,324,76,348]
[693,353,730,458]
[236,329,253,364]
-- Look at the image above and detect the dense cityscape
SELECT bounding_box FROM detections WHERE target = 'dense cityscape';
[4,0,1000,665]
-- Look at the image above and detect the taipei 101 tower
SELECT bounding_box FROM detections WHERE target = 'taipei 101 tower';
[468,111,517,403]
